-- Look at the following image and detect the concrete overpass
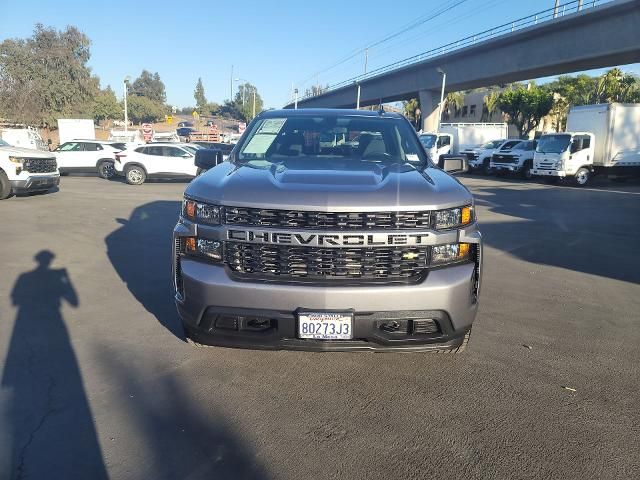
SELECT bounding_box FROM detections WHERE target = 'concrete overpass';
[286,0,640,131]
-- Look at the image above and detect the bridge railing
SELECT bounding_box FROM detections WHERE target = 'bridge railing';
[299,0,608,101]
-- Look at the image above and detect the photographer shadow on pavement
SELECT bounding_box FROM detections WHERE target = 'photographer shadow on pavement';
[105,200,185,339]
[1,250,108,479]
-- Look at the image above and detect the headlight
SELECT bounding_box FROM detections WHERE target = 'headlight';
[431,243,471,266]
[184,237,223,261]
[182,198,220,225]
[8,156,24,164]
[433,205,473,230]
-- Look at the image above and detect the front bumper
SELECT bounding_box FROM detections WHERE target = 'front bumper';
[10,174,60,193]
[531,169,566,177]
[174,228,482,352]
[492,163,521,173]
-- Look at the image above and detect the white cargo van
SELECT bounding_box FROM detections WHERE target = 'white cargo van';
[532,103,640,185]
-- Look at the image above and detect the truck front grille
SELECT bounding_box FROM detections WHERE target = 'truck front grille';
[492,154,517,164]
[225,242,429,281]
[23,157,57,173]
[224,207,430,230]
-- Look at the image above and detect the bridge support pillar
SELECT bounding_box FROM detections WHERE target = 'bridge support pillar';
[418,89,442,133]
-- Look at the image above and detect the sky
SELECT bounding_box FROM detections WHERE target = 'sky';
[1,0,638,109]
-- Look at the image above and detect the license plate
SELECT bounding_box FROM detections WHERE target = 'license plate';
[298,312,353,340]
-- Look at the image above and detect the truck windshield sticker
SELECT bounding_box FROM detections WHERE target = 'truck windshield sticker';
[257,118,286,135]
[242,133,277,155]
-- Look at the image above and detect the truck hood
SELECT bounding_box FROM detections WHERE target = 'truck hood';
[185,159,472,211]
[1,146,55,158]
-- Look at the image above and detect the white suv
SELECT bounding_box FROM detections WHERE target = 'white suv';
[113,143,202,185]
[54,140,126,179]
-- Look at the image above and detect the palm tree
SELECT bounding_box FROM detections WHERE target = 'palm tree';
[483,91,500,121]
[445,92,464,117]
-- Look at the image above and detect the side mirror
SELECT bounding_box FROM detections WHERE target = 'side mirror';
[182,153,191,158]
[438,155,468,174]
[194,148,224,171]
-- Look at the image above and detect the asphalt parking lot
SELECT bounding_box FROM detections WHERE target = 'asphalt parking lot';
[1,175,639,480]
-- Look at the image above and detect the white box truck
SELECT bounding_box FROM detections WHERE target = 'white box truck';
[532,103,640,185]
[57,119,96,145]
[419,123,509,161]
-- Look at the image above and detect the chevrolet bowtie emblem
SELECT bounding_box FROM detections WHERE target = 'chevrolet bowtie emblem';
[402,252,419,260]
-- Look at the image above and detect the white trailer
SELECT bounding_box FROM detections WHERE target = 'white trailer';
[532,103,640,185]
[57,119,96,145]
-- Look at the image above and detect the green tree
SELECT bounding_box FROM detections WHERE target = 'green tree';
[92,87,121,123]
[234,83,263,121]
[130,70,166,104]
[126,95,165,124]
[482,91,501,121]
[0,24,99,128]
[498,86,554,138]
[194,78,207,113]
[445,91,465,117]
[403,98,419,121]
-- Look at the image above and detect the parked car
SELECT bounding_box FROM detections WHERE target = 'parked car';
[0,138,59,199]
[177,127,197,138]
[54,140,125,179]
[178,121,194,128]
[192,141,234,159]
[460,139,506,173]
[490,140,537,178]
[113,142,201,185]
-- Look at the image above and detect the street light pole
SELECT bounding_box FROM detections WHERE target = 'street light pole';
[436,68,446,132]
[356,84,361,110]
[294,89,299,109]
[123,76,131,132]
[252,89,256,118]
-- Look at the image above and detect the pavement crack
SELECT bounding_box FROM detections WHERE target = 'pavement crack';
[14,334,57,480]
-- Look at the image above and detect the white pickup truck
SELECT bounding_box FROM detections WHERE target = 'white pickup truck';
[0,139,60,199]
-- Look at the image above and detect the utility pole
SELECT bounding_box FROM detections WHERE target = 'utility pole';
[123,76,130,132]
[553,0,560,18]
[294,88,299,109]
[356,83,361,109]
[252,89,256,118]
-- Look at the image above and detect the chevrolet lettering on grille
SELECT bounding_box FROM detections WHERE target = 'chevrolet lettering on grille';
[227,229,431,247]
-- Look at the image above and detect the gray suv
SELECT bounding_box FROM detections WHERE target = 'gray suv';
[173,109,482,352]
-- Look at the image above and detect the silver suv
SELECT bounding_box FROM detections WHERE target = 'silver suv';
[173,109,482,352]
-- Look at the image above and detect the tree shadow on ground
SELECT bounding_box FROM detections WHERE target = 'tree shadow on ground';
[1,251,108,479]
[105,200,185,340]
[474,184,640,284]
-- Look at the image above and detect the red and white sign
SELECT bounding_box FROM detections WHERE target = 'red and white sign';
[141,123,153,142]
[238,122,246,134]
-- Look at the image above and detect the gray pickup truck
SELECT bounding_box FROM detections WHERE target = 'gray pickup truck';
[173,109,482,352]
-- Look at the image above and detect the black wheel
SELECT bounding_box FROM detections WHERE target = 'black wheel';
[520,161,533,180]
[574,167,590,186]
[482,159,493,176]
[124,165,146,185]
[0,170,11,200]
[97,160,115,179]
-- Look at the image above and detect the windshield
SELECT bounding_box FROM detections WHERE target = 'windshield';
[237,115,428,166]
[419,134,437,149]
[536,134,571,154]
[0,139,10,147]
[481,140,503,149]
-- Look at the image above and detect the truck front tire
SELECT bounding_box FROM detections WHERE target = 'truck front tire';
[482,159,492,176]
[0,170,11,200]
[521,161,533,180]
[124,165,146,185]
[574,167,590,186]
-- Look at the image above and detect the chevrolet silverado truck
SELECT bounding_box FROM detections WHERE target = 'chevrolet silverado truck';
[0,139,60,199]
[173,109,482,352]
